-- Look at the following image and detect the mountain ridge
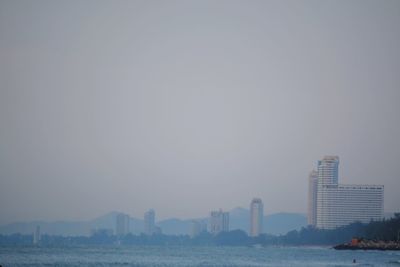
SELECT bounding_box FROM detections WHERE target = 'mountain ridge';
[0,207,307,236]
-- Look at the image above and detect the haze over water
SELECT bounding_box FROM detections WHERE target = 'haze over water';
[1,246,400,267]
[1,0,400,225]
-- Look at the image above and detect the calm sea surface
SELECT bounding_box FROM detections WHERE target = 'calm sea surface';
[1,245,400,267]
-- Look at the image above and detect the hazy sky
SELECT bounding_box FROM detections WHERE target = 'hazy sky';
[1,0,399,225]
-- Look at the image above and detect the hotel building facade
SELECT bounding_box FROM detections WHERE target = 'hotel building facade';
[309,156,384,229]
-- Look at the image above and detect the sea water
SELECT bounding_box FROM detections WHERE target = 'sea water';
[1,245,400,267]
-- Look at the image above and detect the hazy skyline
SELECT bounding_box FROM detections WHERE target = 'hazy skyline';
[1,0,400,225]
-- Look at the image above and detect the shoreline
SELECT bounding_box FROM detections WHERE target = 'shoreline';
[334,238,400,251]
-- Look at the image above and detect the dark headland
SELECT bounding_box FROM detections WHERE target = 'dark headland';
[334,238,400,251]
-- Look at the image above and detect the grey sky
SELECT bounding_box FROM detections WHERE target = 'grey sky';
[0,0,399,225]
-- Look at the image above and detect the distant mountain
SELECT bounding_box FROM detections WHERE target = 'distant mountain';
[157,218,191,235]
[90,211,120,229]
[264,212,307,235]
[90,211,144,234]
[157,217,208,235]
[0,220,89,236]
[0,209,307,236]
[229,207,250,232]
[0,212,140,236]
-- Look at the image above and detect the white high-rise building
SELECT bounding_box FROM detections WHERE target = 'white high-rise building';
[210,209,229,235]
[116,213,130,236]
[309,156,384,229]
[307,170,318,226]
[317,155,339,185]
[144,209,156,235]
[249,198,264,237]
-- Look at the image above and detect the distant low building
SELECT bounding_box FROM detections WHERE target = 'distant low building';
[33,225,40,245]
[210,209,229,235]
[190,220,207,238]
[154,226,162,235]
[90,228,113,237]
[115,213,130,236]
[144,209,157,235]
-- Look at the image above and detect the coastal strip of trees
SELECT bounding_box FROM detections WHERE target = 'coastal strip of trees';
[1,214,399,247]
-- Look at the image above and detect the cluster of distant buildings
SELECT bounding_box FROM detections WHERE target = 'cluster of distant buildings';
[32,155,385,244]
[190,198,265,238]
[111,209,162,237]
[204,198,264,238]
[112,198,265,238]
[89,198,266,240]
[104,156,385,239]
[308,156,384,229]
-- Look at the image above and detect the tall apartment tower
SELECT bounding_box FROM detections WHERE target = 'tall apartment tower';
[317,156,339,185]
[310,156,384,229]
[116,213,130,236]
[307,170,318,226]
[210,209,229,235]
[144,209,156,235]
[249,198,264,237]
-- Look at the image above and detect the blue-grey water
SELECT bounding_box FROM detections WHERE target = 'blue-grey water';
[1,246,400,267]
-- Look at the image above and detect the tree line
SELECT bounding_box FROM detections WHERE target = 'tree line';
[1,214,399,246]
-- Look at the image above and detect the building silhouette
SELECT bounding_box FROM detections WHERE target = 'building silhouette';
[33,225,41,245]
[250,198,264,237]
[144,209,156,235]
[115,213,130,236]
[307,170,318,226]
[90,228,113,237]
[190,220,207,238]
[210,209,229,235]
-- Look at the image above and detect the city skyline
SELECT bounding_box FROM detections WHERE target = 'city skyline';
[1,0,400,225]
[0,151,396,226]
[0,154,394,225]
